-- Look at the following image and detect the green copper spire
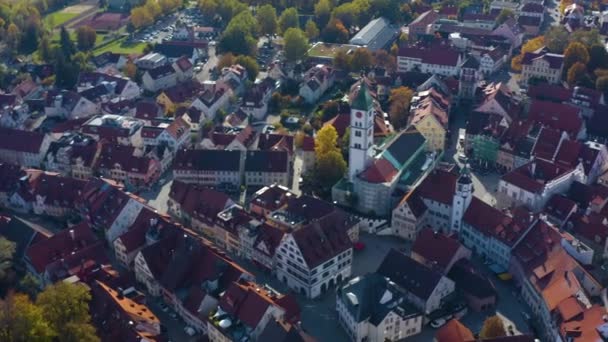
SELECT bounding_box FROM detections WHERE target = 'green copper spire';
[351,80,373,111]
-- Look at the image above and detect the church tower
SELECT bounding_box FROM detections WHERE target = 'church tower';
[458,57,480,102]
[348,80,375,181]
[450,164,473,233]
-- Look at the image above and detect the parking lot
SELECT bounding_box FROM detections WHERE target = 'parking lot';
[131,7,216,45]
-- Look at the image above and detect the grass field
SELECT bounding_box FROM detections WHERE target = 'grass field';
[308,42,359,58]
[44,11,79,28]
[93,37,147,55]
[43,3,96,28]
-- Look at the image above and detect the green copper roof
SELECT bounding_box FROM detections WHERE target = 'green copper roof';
[351,81,374,111]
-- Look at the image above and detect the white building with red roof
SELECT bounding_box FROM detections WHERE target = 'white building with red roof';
[498,158,585,211]
[521,51,564,85]
[462,201,538,270]
[298,64,335,104]
[397,44,462,76]
[0,127,51,168]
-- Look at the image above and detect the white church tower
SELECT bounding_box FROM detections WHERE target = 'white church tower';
[450,164,473,233]
[348,80,375,181]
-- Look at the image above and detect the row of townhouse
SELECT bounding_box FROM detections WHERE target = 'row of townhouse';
[173,148,291,189]
[167,182,360,299]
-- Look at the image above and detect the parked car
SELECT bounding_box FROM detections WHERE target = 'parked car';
[430,318,447,329]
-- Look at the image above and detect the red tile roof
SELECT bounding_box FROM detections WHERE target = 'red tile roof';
[544,195,577,222]
[398,45,460,66]
[25,222,103,274]
[30,173,87,207]
[522,51,563,68]
[528,100,582,137]
[417,168,458,204]
[116,207,176,253]
[359,158,398,183]
[528,84,572,102]
[169,180,233,223]
[560,305,607,341]
[502,159,573,194]
[95,144,155,175]
[250,184,294,213]
[569,212,608,243]
[0,127,46,153]
[554,139,582,168]
[464,199,534,246]
[412,228,464,270]
[218,280,301,330]
[532,127,562,161]
[291,210,353,268]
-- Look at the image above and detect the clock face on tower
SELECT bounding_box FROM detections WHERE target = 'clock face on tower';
[356,111,363,119]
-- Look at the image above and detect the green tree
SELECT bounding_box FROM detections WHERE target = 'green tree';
[20,22,41,54]
[332,3,358,28]
[59,26,75,58]
[257,5,278,36]
[38,35,52,61]
[333,49,351,71]
[370,0,401,22]
[479,315,507,339]
[564,41,590,71]
[37,282,97,342]
[17,274,41,300]
[76,26,96,51]
[496,9,514,24]
[283,27,308,62]
[389,86,414,129]
[219,11,258,56]
[511,36,544,71]
[0,237,15,283]
[315,125,346,186]
[569,29,601,47]
[0,293,55,341]
[315,124,339,156]
[544,26,569,53]
[373,49,396,73]
[316,150,347,185]
[567,62,587,86]
[322,18,349,43]
[218,52,237,69]
[314,0,332,28]
[198,0,218,15]
[6,23,19,50]
[351,47,373,71]
[305,19,319,40]
[235,55,259,81]
[278,7,299,33]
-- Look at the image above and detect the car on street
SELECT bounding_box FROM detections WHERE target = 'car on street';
[169,311,178,319]
[430,318,447,328]
[160,303,169,312]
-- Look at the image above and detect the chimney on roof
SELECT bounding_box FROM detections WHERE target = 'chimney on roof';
[433,231,439,238]
[69,229,75,241]
[530,161,536,176]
